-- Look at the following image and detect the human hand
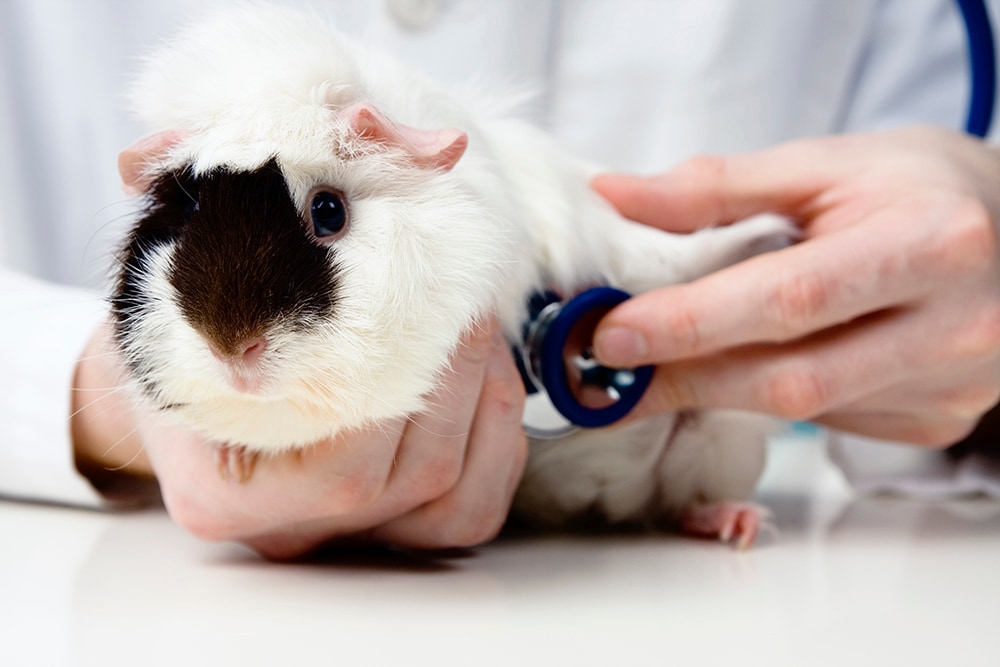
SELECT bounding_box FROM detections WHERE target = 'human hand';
[73,319,527,559]
[591,127,1000,447]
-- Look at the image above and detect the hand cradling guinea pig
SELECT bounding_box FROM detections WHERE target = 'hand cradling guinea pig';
[111,5,795,549]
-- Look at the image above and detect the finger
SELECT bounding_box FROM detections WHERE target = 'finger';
[240,320,504,552]
[373,335,528,549]
[594,200,959,367]
[148,417,404,543]
[373,319,498,514]
[237,321,503,529]
[590,136,856,232]
[627,307,945,422]
[156,321,505,555]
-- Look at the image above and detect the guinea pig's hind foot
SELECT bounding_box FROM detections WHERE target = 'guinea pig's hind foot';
[678,501,776,550]
[214,444,259,483]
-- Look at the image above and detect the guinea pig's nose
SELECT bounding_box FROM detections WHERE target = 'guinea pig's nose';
[239,339,266,365]
[208,337,267,367]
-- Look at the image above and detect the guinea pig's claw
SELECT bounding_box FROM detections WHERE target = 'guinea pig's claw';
[678,501,776,550]
[215,444,258,483]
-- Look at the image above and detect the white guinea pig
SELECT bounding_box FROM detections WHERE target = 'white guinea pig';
[112,5,793,547]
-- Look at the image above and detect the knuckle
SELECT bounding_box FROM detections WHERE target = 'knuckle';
[761,364,830,420]
[674,154,733,221]
[455,333,493,368]
[409,452,465,501]
[764,272,830,339]
[482,369,528,422]
[320,472,386,515]
[929,199,998,275]
[950,305,1000,363]
[677,153,728,182]
[661,304,704,354]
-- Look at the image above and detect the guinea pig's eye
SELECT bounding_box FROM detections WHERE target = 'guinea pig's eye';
[184,195,200,220]
[310,190,348,238]
[178,175,200,220]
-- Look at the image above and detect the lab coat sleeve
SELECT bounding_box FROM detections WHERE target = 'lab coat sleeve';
[0,265,113,507]
[826,430,1000,499]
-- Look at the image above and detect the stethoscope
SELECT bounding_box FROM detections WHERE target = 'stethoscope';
[518,0,997,440]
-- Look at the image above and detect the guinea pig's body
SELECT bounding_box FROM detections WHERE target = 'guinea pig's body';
[113,6,790,545]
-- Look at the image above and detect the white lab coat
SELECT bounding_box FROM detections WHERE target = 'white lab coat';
[0,0,995,506]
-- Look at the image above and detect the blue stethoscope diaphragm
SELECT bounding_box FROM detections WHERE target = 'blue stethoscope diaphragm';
[517,287,654,439]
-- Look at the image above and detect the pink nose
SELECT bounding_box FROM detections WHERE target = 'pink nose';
[209,338,267,366]
[239,339,266,365]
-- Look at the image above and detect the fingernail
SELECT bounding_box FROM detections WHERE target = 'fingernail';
[594,327,648,367]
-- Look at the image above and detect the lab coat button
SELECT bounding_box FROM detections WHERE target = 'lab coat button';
[386,0,442,31]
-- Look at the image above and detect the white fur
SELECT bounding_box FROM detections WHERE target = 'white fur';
[122,5,792,524]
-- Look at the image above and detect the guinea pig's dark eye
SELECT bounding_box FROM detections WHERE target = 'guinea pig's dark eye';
[177,174,200,221]
[310,190,348,238]
[184,195,200,220]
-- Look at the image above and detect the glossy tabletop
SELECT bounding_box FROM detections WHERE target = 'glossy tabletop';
[3,435,999,667]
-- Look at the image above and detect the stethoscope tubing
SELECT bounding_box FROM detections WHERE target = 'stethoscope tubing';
[957,0,996,137]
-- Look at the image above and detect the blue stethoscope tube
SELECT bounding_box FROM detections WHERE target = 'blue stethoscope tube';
[520,0,997,435]
[957,0,996,137]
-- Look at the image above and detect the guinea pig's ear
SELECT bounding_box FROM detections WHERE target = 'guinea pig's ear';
[118,130,186,196]
[344,103,467,172]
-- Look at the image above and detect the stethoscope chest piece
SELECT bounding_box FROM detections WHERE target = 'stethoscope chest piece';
[517,287,654,439]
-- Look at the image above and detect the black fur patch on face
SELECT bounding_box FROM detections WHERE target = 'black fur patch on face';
[113,160,340,361]
[111,168,196,363]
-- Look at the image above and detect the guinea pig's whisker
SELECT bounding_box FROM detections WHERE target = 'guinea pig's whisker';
[99,396,164,463]
[172,172,199,205]
[104,446,149,474]
[406,420,469,440]
[68,383,128,396]
[83,206,140,269]
[67,386,130,421]
[101,422,151,473]
[75,350,127,363]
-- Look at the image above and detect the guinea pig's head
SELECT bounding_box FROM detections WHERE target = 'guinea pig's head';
[111,104,512,452]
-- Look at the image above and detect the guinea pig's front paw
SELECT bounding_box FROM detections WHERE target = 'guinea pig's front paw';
[678,501,775,550]
[214,444,259,483]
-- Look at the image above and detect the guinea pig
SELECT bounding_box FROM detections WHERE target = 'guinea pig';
[111,5,793,548]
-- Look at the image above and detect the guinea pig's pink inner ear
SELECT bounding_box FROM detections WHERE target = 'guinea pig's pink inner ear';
[345,103,467,172]
[118,130,186,196]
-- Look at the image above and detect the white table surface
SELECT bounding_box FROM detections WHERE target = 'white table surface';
[2,435,999,667]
